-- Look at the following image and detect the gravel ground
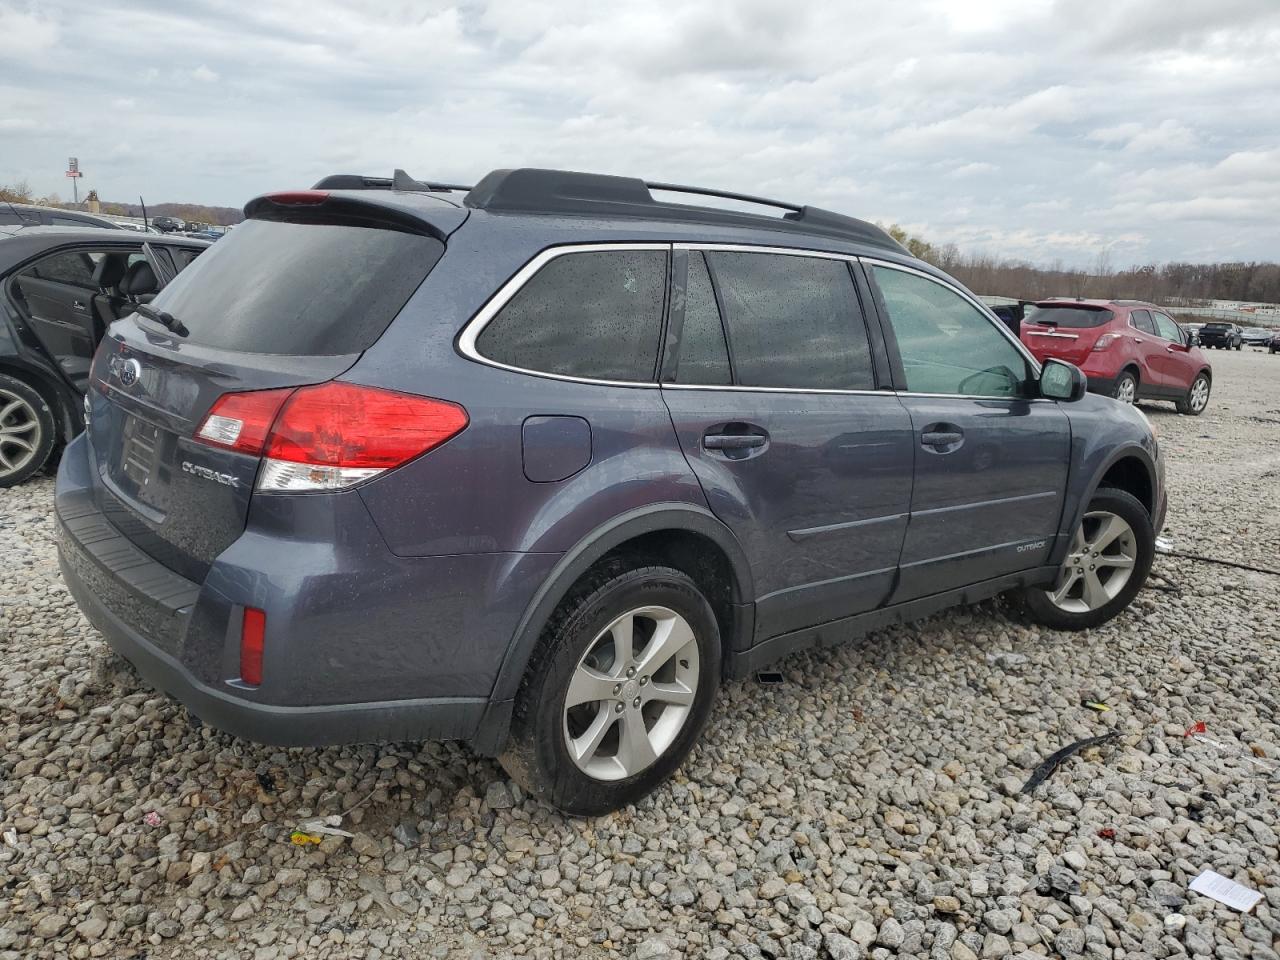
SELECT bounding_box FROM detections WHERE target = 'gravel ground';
[2,348,1279,960]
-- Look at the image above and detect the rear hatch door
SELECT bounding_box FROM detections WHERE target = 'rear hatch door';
[1020,303,1114,365]
[87,197,454,581]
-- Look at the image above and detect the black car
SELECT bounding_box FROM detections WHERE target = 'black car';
[150,216,187,233]
[1270,331,1280,355]
[0,203,123,234]
[1197,322,1243,350]
[1,227,207,486]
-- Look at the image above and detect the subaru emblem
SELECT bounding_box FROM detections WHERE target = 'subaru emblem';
[111,355,142,387]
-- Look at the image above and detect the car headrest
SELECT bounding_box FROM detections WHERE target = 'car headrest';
[120,260,158,298]
[91,254,130,290]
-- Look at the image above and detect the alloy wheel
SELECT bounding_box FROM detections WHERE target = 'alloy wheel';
[1115,376,1136,404]
[562,605,700,781]
[0,389,41,479]
[1189,377,1209,413]
[1044,510,1138,613]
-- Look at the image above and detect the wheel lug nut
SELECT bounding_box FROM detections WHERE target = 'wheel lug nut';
[613,684,621,696]
[639,676,648,686]
[632,697,641,708]
[615,702,624,713]
[626,667,636,678]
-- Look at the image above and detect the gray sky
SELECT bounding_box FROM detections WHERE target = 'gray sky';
[3,0,1277,267]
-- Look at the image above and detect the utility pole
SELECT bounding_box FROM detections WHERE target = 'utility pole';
[66,157,83,205]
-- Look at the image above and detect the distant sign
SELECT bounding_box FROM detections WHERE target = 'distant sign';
[66,156,82,178]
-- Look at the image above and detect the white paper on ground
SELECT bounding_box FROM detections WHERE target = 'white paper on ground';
[1189,870,1264,912]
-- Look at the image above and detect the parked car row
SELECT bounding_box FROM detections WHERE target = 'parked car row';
[41,167,1166,813]
[1019,299,1212,415]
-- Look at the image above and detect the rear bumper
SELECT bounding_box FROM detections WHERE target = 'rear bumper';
[59,549,492,747]
[1083,373,1117,396]
[54,433,538,751]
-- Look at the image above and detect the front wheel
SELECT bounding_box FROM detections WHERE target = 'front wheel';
[1176,373,1211,415]
[499,565,721,816]
[1235,342,1242,351]
[1020,488,1153,630]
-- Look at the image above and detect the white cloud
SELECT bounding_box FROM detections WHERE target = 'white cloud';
[2,0,1278,266]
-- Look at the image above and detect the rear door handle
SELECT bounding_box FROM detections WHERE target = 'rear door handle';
[1132,336,1144,343]
[704,434,766,450]
[72,299,87,312]
[921,430,964,448]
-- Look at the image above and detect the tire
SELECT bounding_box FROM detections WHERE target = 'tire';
[1112,370,1138,405]
[1176,373,1211,416]
[1020,488,1153,631]
[499,565,721,816]
[1235,342,1242,351]
[0,374,57,488]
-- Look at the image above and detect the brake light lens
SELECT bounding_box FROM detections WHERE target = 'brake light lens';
[197,382,468,492]
[240,607,266,686]
[1091,333,1122,352]
[265,190,330,205]
[195,388,295,454]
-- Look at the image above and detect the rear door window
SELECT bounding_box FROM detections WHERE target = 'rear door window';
[1130,310,1157,335]
[871,265,1031,398]
[27,250,99,286]
[476,249,667,382]
[706,251,874,390]
[669,252,731,385]
[148,218,444,355]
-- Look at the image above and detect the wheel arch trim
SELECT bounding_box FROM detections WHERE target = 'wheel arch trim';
[488,503,754,706]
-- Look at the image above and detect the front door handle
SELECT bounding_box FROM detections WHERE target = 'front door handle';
[704,434,766,450]
[72,299,87,312]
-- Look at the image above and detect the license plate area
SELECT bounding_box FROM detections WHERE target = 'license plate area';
[119,415,161,487]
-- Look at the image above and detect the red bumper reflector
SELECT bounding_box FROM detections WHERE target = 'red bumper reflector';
[241,607,266,686]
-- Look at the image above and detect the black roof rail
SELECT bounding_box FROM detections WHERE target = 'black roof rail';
[463,168,906,252]
[311,169,473,193]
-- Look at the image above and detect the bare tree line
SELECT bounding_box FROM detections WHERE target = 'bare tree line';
[885,226,1280,305]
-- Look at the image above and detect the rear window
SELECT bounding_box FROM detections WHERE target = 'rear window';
[147,219,443,355]
[1024,305,1113,328]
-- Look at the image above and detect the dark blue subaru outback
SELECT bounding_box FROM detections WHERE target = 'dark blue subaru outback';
[56,169,1165,814]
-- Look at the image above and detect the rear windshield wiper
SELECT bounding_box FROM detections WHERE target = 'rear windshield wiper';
[135,303,188,337]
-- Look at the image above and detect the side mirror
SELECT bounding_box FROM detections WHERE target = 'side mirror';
[1040,358,1087,402]
[1188,332,1200,347]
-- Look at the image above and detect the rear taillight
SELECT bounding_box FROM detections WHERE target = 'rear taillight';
[264,190,330,205]
[195,389,295,454]
[1091,333,1122,352]
[196,382,468,492]
[240,607,266,686]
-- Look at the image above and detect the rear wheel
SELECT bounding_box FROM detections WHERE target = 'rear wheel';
[1176,373,1211,416]
[1112,371,1138,404]
[0,374,57,488]
[1235,341,1242,351]
[499,565,721,816]
[1020,488,1153,630]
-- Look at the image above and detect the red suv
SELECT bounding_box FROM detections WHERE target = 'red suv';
[1020,299,1212,415]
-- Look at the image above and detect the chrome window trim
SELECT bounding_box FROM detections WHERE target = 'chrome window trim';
[456,242,671,388]
[674,241,857,262]
[456,240,1049,401]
